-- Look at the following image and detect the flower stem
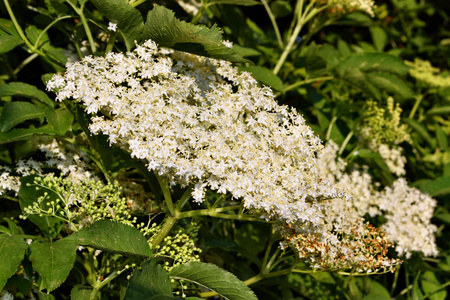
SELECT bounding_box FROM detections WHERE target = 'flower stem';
[151,216,177,250]
[261,0,283,48]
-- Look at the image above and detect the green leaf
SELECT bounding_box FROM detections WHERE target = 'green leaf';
[143,6,249,63]
[0,126,56,144]
[18,176,64,239]
[0,102,45,132]
[370,26,387,52]
[169,262,257,300]
[270,1,293,18]
[362,281,390,300]
[426,106,450,116]
[0,234,28,290]
[338,53,410,76]
[404,118,436,148]
[232,45,260,57]
[45,107,73,135]
[66,220,151,258]
[366,72,414,99]
[436,124,448,150]
[413,273,424,300]
[0,82,55,107]
[0,18,20,37]
[239,66,284,91]
[0,34,23,54]
[415,176,450,197]
[421,271,447,300]
[90,0,144,51]
[305,42,328,79]
[124,260,172,300]
[71,285,95,300]
[29,238,77,292]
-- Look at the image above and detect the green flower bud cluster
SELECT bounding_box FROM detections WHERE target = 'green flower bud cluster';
[146,223,201,271]
[363,97,410,145]
[405,58,450,89]
[21,175,135,231]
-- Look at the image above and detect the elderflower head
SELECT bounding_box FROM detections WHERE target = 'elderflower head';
[405,58,450,89]
[324,0,376,17]
[48,39,346,231]
[318,141,438,258]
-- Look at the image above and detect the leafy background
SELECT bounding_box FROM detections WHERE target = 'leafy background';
[0,0,449,299]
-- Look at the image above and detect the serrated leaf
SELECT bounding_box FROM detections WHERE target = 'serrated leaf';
[0,234,28,290]
[124,260,172,300]
[169,262,257,300]
[0,82,55,107]
[240,66,284,91]
[90,0,144,51]
[0,34,23,54]
[66,220,151,258]
[29,238,77,292]
[45,107,73,135]
[366,72,414,99]
[0,102,45,132]
[18,176,64,239]
[0,126,56,144]
[143,6,249,63]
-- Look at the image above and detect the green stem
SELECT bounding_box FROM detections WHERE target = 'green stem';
[105,31,117,54]
[261,0,283,48]
[155,173,175,216]
[129,0,148,8]
[66,1,96,54]
[177,205,262,222]
[326,115,337,140]
[175,185,194,211]
[283,76,334,93]
[191,3,207,25]
[3,0,45,56]
[409,94,423,119]
[34,15,74,50]
[151,216,178,250]
[273,0,324,75]
[13,53,39,75]
[338,130,354,156]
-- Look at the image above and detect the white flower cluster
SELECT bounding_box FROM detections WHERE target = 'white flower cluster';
[0,138,97,196]
[376,143,407,176]
[327,0,376,17]
[318,141,438,258]
[48,39,346,229]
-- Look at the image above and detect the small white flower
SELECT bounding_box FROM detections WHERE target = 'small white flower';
[108,22,118,32]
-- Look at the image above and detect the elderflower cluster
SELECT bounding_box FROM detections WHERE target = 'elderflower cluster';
[362,97,410,146]
[0,138,97,197]
[405,58,450,89]
[324,0,376,17]
[317,141,438,258]
[48,39,346,231]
